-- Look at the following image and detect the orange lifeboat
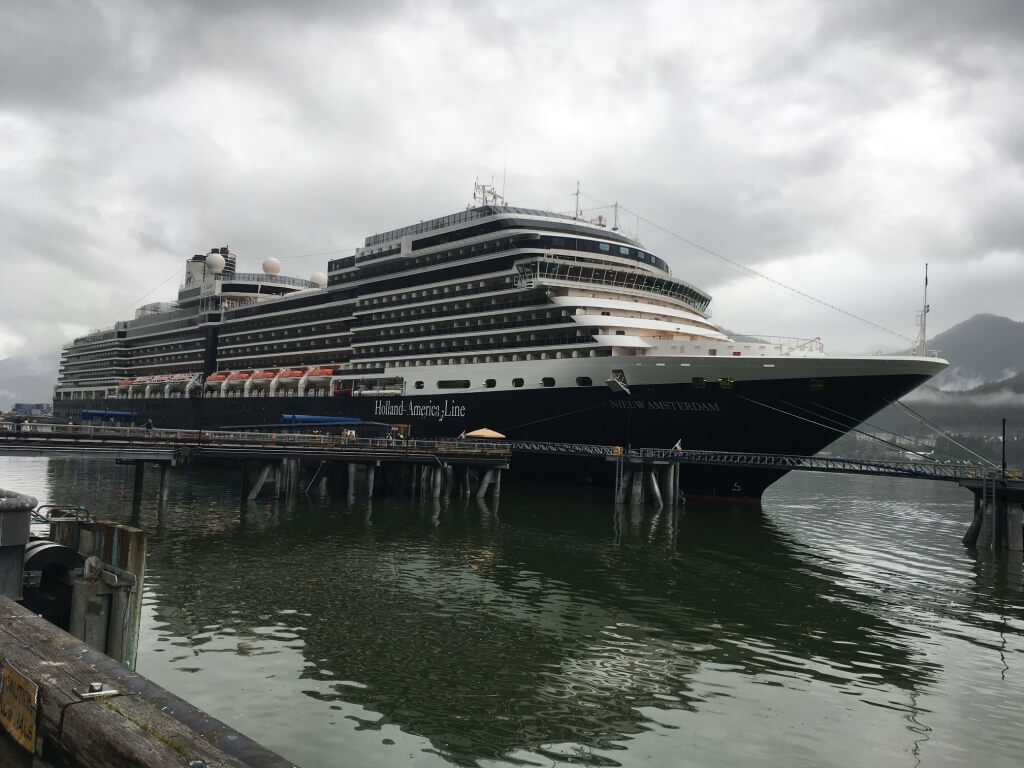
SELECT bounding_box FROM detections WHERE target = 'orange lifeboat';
[118,378,134,386]
[252,369,278,380]
[278,368,307,378]
[206,372,228,383]
[307,367,335,377]
[227,371,252,381]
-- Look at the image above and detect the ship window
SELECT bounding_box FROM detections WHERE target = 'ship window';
[438,379,470,389]
[512,378,524,388]
[708,349,717,356]
[619,246,629,255]
[615,330,625,335]
[599,243,610,252]
[576,376,592,386]
[541,377,555,387]
[414,381,424,389]
[809,378,824,391]
[719,378,734,389]
[692,377,706,389]
[484,379,496,388]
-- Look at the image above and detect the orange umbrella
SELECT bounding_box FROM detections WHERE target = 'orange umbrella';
[464,427,506,439]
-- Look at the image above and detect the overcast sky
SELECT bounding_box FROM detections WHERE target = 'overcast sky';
[3,0,1023,386]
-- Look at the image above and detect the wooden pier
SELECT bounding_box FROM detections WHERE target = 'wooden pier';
[0,423,510,504]
[0,594,297,768]
[3,423,1022,552]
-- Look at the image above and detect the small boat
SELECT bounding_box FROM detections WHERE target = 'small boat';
[278,369,308,378]
[252,369,278,380]
[307,367,336,377]
[206,372,228,383]
[227,371,252,381]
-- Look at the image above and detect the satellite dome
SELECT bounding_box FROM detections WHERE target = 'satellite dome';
[262,257,281,275]
[310,272,327,287]
[205,252,226,273]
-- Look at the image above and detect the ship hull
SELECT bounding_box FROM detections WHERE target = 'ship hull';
[54,366,936,502]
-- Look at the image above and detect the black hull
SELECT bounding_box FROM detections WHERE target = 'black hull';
[54,372,930,502]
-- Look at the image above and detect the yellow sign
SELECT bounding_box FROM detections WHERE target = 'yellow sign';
[0,659,38,752]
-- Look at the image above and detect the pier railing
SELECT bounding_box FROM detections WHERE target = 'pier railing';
[504,440,997,482]
[0,422,1001,482]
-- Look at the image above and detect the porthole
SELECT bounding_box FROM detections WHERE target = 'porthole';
[541,377,555,387]
[484,379,496,388]
[512,378,524,388]
[576,377,592,387]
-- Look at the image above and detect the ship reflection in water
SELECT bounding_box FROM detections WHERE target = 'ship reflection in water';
[6,457,1021,767]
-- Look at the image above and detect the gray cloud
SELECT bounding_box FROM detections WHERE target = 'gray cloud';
[1,0,1023,402]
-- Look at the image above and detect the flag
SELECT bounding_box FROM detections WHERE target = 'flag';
[457,430,466,439]
[671,438,682,451]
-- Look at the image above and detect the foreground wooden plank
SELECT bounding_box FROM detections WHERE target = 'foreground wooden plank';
[1,596,265,768]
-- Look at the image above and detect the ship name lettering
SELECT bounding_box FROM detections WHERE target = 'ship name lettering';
[374,400,405,417]
[396,399,468,422]
[608,400,720,413]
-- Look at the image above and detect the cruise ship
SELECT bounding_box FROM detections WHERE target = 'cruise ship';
[53,184,947,500]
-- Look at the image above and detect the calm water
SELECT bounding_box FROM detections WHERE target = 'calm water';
[1,456,1022,768]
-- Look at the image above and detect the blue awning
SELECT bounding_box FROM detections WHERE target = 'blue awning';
[281,414,361,424]
[81,409,136,421]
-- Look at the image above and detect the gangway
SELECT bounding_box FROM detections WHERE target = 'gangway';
[503,440,993,484]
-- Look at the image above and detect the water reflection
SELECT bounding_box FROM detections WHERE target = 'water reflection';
[3,457,1020,767]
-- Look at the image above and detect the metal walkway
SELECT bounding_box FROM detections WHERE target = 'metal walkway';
[0,423,998,483]
[505,440,995,483]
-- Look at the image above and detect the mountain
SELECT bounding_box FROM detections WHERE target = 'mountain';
[925,314,1024,390]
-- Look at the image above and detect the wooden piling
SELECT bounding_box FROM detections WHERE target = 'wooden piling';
[50,520,147,670]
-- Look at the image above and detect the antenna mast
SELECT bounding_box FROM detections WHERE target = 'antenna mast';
[574,180,581,219]
[472,178,505,208]
[914,263,930,356]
